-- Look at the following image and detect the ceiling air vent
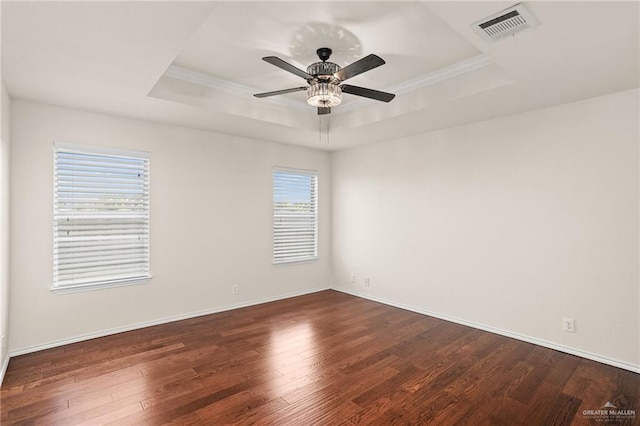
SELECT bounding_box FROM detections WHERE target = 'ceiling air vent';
[472,3,538,43]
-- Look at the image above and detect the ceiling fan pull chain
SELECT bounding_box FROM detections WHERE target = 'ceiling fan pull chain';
[318,115,330,145]
[326,117,330,145]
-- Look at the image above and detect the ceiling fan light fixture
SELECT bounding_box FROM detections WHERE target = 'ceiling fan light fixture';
[307,83,342,107]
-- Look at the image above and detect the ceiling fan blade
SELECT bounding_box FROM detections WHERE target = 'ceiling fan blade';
[253,87,308,98]
[341,84,395,102]
[334,54,385,81]
[318,107,331,115]
[262,56,314,80]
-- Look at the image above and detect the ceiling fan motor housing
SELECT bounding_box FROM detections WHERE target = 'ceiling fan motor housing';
[307,62,341,83]
[307,48,342,107]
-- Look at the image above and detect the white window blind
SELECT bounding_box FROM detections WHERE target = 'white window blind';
[273,168,318,264]
[53,142,150,290]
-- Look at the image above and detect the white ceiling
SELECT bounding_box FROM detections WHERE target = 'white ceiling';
[2,1,638,151]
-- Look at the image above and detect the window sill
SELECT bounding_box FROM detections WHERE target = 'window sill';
[273,257,318,266]
[51,276,151,294]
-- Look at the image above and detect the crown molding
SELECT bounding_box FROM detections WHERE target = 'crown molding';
[163,65,309,112]
[336,53,493,114]
[393,53,492,94]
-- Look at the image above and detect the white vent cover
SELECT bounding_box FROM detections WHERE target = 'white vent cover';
[472,3,538,43]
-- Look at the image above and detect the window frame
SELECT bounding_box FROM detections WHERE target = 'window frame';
[52,141,151,293]
[272,167,319,265]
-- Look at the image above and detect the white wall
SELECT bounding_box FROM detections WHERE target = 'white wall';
[7,89,640,372]
[332,89,639,371]
[9,100,331,353]
[1,82,11,378]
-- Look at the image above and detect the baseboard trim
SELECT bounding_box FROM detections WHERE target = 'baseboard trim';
[10,286,330,357]
[333,287,640,374]
[0,353,9,385]
[9,285,638,374]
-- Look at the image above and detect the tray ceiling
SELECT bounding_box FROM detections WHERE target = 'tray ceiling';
[2,1,638,150]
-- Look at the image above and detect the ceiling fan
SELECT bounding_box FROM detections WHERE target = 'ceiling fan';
[254,47,395,115]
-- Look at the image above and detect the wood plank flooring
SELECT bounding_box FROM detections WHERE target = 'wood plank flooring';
[1,290,638,425]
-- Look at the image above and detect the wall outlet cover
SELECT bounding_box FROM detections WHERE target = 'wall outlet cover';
[563,318,575,333]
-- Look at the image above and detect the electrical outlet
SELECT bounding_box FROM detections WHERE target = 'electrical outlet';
[563,318,575,333]
[349,274,355,283]
[232,285,239,294]
[364,278,370,287]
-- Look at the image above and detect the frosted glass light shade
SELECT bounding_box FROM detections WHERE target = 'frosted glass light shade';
[307,83,342,107]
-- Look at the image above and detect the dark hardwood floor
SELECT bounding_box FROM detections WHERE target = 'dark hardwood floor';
[1,290,638,425]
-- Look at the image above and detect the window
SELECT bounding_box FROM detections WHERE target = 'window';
[53,142,150,291]
[273,168,318,264]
